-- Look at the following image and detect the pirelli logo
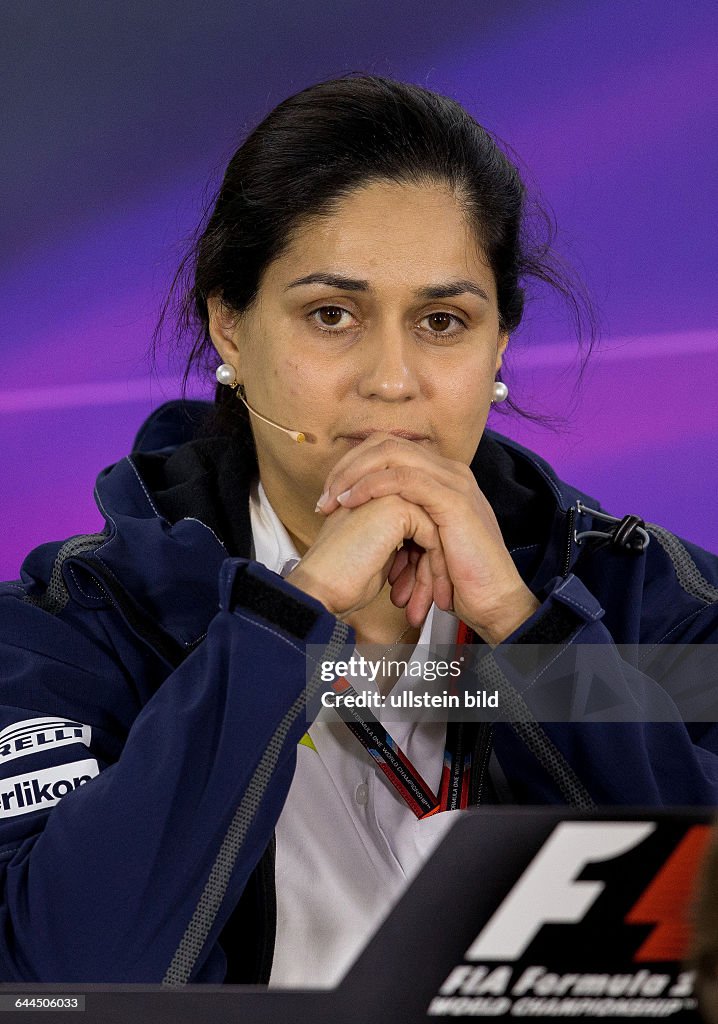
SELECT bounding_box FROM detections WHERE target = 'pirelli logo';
[0,717,92,765]
[0,759,99,818]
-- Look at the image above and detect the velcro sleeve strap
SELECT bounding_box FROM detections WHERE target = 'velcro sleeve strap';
[219,558,327,641]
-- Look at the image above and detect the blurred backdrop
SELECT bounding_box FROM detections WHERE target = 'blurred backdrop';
[1,0,716,579]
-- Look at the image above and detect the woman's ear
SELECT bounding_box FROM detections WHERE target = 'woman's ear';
[207,294,241,371]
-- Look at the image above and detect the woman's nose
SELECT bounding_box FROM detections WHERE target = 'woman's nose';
[356,324,421,401]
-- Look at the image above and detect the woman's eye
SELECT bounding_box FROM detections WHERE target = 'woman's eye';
[310,306,354,330]
[421,311,465,335]
[309,307,465,335]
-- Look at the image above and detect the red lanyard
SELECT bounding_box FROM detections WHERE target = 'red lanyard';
[332,621,476,819]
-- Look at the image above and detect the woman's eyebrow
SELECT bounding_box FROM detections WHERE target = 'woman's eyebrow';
[286,272,489,302]
[286,273,368,292]
[417,280,490,303]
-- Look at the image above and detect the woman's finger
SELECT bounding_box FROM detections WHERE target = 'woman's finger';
[389,559,416,609]
[388,546,410,584]
[432,569,454,613]
[288,493,452,620]
[318,434,467,513]
[333,464,472,529]
[405,551,435,627]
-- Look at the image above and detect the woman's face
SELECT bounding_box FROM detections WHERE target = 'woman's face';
[210,179,508,513]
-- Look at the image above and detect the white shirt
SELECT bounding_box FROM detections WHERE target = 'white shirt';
[249,479,460,988]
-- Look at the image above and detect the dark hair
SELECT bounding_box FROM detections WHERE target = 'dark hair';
[156,74,595,440]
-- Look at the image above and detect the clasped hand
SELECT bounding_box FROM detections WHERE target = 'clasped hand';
[288,434,540,646]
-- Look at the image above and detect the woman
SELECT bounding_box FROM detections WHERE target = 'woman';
[0,76,716,987]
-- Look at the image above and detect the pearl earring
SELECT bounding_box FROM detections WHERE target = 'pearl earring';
[492,380,509,403]
[215,363,237,387]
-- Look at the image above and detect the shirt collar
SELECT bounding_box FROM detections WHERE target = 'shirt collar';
[249,478,302,579]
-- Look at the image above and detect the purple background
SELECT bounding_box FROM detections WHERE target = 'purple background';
[1,0,716,580]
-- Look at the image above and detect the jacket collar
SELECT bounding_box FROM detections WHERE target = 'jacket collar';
[89,402,594,650]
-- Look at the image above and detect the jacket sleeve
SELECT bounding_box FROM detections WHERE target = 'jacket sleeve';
[481,573,718,807]
[0,558,349,983]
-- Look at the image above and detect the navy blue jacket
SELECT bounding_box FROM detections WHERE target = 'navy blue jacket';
[0,400,717,984]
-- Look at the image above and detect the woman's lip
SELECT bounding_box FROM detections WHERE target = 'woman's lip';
[340,430,429,442]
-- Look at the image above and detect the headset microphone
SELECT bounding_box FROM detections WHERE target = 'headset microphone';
[215,364,311,443]
[234,386,309,444]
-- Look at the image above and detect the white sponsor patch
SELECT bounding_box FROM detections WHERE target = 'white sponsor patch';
[0,759,100,818]
[0,717,92,765]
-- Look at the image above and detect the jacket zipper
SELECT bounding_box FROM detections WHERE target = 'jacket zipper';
[562,505,576,578]
[471,502,577,802]
[471,720,493,806]
[71,556,188,669]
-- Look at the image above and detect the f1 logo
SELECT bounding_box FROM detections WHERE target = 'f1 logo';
[464,822,655,961]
